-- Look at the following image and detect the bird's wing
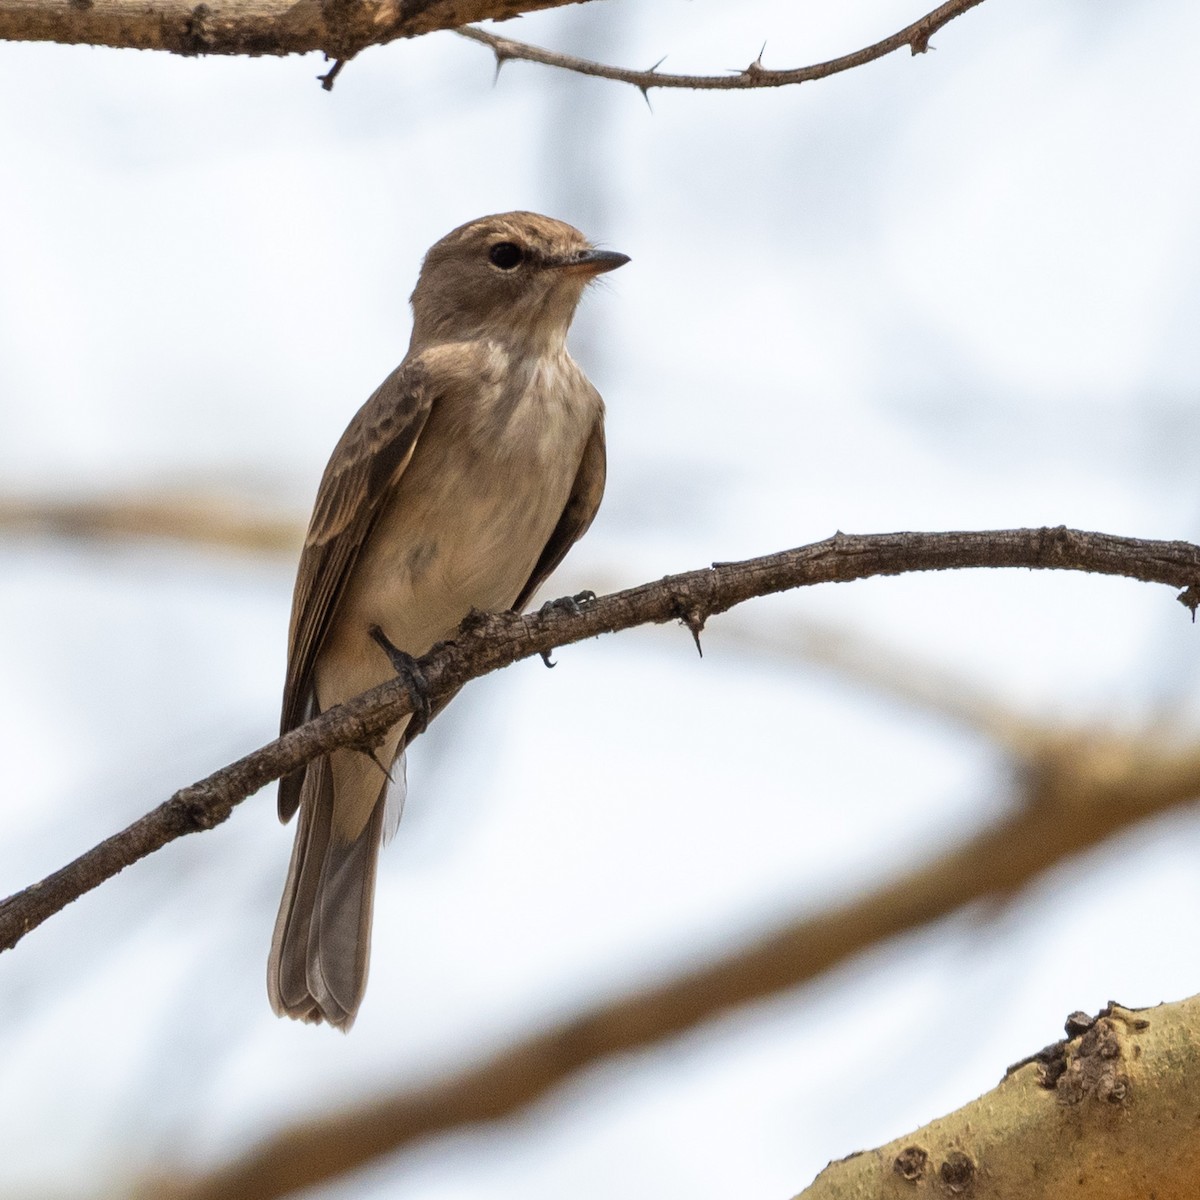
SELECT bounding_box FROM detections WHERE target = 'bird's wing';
[279,359,434,819]
[512,414,607,614]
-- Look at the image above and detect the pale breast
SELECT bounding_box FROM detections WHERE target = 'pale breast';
[326,341,600,678]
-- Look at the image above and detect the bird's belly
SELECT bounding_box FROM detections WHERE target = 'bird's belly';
[325,442,578,689]
[371,483,555,641]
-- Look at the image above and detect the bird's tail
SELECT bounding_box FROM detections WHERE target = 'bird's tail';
[267,754,386,1031]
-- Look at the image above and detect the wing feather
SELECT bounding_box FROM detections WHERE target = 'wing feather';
[278,360,434,820]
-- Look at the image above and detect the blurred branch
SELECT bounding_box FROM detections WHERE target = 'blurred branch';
[714,616,1053,753]
[797,999,1200,1199]
[3,526,1199,955]
[0,0,585,61]
[159,722,1200,1200]
[0,492,302,554]
[461,0,988,94]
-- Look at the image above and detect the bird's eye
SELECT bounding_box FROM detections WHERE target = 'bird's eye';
[488,242,524,270]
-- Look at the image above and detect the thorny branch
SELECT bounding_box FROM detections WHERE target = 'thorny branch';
[459,0,988,95]
[0,0,991,89]
[1,526,1199,954]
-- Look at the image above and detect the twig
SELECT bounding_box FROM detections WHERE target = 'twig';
[2,526,1198,954]
[459,0,988,94]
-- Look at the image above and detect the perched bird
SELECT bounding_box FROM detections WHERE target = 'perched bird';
[268,212,629,1029]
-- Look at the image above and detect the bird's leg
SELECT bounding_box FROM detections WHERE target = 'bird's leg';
[368,625,432,736]
[536,590,596,668]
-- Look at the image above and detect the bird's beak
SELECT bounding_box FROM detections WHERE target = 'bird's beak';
[552,248,631,277]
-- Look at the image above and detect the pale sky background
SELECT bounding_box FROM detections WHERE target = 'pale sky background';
[3,1,1200,1197]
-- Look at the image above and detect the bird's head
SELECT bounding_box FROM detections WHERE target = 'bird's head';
[409,211,629,351]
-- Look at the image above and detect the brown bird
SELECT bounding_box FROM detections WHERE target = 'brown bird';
[268,212,628,1029]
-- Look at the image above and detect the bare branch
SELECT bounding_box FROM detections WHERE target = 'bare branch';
[0,0,588,61]
[3,526,1198,954]
[160,715,1200,1200]
[459,0,989,93]
[799,1000,1200,1199]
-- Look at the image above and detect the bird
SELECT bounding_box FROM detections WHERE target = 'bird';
[268,212,629,1029]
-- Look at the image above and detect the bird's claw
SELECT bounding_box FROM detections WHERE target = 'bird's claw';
[369,625,432,735]
[539,589,597,619]
[535,592,595,666]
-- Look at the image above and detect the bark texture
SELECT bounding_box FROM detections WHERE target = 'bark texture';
[797,1000,1200,1200]
[0,0,584,59]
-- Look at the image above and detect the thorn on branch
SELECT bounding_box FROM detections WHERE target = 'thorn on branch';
[491,48,512,84]
[318,57,346,90]
[676,604,707,657]
[367,748,396,783]
[1178,584,1200,620]
[638,56,665,108]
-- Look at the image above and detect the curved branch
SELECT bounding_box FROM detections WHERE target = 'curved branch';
[460,0,988,94]
[2,526,1198,954]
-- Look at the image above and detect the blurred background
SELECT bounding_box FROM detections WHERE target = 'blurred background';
[3,0,1200,1196]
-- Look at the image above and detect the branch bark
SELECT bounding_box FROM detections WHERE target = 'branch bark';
[0,0,990,86]
[795,999,1200,1199]
[3,527,1199,955]
[460,0,988,94]
[0,0,585,60]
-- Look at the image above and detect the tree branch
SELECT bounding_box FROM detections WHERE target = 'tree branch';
[3,526,1198,955]
[459,0,988,94]
[0,0,587,61]
[796,999,1200,1199]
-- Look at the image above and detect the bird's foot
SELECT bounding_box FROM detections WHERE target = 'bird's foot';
[536,591,595,668]
[369,626,432,735]
[538,589,597,619]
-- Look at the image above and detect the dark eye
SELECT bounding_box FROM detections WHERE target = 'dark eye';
[488,242,524,270]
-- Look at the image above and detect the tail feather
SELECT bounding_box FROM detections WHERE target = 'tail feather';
[268,754,386,1031]
[309,797,385,1027]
